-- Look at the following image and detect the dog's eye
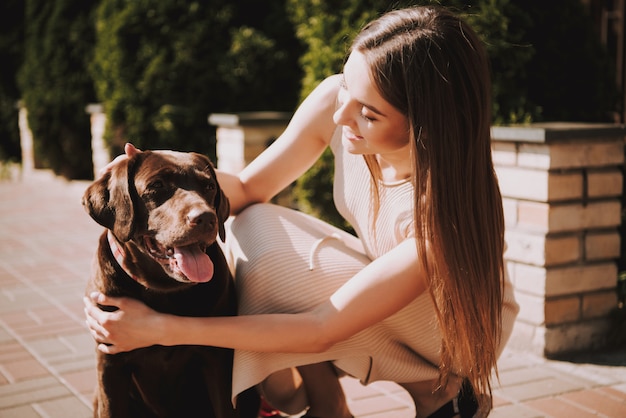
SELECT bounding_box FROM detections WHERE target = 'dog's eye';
[149,180,164,189]
[205,182,216,192]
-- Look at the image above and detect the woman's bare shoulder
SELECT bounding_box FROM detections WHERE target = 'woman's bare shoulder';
[284,74,342,145]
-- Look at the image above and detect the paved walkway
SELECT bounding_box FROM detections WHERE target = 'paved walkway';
[1,171,625,418]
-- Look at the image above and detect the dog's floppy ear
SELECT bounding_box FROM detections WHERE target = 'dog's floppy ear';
[201,155,230,242]
[215,186,230,242]
[82,154,140,242]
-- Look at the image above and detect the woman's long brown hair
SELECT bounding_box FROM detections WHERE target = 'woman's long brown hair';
[352,5,505,411]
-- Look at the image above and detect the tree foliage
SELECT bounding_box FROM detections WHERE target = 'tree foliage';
[18,0,97,179]
[513,0,618,122]
[91,0,301,159]
[4,0,619,192]
[0,0,23,164]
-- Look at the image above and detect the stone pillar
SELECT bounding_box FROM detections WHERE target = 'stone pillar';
[18,102,35,177]
[85,104,109,179]
[493,122,626,356]
[208,112,292,174]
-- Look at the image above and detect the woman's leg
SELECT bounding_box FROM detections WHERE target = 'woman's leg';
[259,363,352,418]
[400,378,458,417]
[258,368,308,415]
[297,362,353,418]
[400,376,483,418]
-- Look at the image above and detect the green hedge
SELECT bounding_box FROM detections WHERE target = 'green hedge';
[0,0,23,165]
[12,0,301,178]
[6,0,619,190]
[91,0,301,160]
[18,0,97,179]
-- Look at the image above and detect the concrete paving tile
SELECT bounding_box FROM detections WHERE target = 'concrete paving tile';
[10,322,86,342]
[0,341,29,362]
[548,360,626,386]
[0,381,70,409]
[607,384,626,394]
[0,356,49,383]
[525,396,601,418]
[47,355,95,375]
[362,410,413,418]
[368,380,410,396]
[0,330,13,345]
[0,404,41,418]
[27,306,71,323]
[340,377,414,417]
[349,394,413,417]
[18,335,95,377]
[3,176,626,418]
[492,393,512,408]
[0,291,50,313]
[489,403,547,418]
[63,300,89,321]
[24,338,71,359]
[33,395,91,418]
[561,388,626,417]
[342,378,407,401]
[61,368,96,398]
[497,376,588,402]
[2,306,81,334]
[494,358,530,374]
[8,264,67,284]
[59,333,95,355]
[495,365,557,387]
[599,386,626,400]
[0,271,20,288]
[0,342,51,384]
[40,344,94,368]
[1,311,44,328]
[38,286,88,308]
[0,377,58,397]
[0,257,55,273]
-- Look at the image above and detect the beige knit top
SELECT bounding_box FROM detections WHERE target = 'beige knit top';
[225,128,519,404]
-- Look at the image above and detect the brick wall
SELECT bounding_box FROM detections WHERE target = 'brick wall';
[493,122,625,356]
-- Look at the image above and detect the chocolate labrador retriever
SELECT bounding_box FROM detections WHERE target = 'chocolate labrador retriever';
[83,149,256,418]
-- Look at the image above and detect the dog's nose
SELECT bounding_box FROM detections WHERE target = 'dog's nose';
[186,208,214,227]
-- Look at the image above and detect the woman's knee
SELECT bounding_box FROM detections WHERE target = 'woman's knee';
[258,368,308,415]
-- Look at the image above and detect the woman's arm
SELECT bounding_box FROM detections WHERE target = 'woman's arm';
[97,76,341,215]
[217,75,341,214]
[84,238,427,354]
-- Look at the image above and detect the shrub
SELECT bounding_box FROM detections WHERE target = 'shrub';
[511,0,619,122]
[0,0,24,165]
[18,0,97,179]
[91,0,301,160]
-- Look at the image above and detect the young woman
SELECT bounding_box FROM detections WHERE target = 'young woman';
[84,5,519,418]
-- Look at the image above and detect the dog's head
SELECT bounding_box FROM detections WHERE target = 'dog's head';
[82,149,230,284]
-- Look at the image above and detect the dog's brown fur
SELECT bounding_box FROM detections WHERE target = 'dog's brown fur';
[83,149,248,418]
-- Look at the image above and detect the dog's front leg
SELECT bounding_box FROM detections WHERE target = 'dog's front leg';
[94,353,135,418]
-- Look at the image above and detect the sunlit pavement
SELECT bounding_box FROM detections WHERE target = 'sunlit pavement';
[1,173,625,418]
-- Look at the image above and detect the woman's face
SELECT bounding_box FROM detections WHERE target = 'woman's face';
[333,51,410,157]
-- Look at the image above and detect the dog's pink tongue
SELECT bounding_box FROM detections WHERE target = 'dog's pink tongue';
[171,245,214,282]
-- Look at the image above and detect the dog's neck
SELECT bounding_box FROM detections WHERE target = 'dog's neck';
[107,230,141,282]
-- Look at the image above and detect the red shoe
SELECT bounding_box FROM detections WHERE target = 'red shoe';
[258,397,282,417]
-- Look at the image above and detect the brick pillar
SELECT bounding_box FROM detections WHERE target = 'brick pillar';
[208,112,292,174]
[493,122,626,356]
[18,102,35,176]
[85,104,109,179]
